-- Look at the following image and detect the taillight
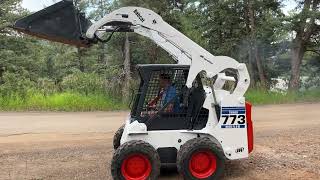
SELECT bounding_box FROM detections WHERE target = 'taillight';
[245,102,253,153]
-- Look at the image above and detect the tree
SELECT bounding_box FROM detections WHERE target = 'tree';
[189,0,282,87]
[0,0,24,80]
[122,33,131,101]
[0,0,26,33]
[287,0,320,90]
[109,0,183,100]
[87,0,112,65]
[245,0,267,88]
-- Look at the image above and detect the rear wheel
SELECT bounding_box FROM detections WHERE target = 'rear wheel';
[113,125,125,150]
[177,137,225,180]
[111,140,161,180]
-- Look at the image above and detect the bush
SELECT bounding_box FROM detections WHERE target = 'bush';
[37,78,57,96]
[0,72,35,99]
[61,71,105,95]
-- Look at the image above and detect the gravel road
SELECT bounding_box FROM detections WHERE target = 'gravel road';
[0,103,319,180]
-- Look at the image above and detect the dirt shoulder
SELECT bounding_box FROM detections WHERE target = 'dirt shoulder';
[0,103,319,179]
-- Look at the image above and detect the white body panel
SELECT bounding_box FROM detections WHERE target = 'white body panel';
[120,90,250,160]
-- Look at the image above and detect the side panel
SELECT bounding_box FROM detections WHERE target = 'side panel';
[121,129,197,150]
[204,96,251,160]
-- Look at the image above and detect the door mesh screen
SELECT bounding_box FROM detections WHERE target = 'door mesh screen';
[141,69,188,117]
[138,67,209,130]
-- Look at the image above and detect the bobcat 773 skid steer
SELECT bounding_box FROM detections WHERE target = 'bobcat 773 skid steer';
[13,1,253,179]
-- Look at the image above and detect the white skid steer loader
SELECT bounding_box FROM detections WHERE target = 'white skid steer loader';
[13,1,254,179]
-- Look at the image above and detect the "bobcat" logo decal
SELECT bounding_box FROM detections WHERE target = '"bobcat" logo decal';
[134,9,145,22]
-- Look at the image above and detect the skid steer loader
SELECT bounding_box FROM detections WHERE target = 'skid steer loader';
[13,1,253,179]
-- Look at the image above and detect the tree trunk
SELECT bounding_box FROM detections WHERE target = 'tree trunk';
[289,38,305,90]
[247,45,256,87]
[149,43,158,64]
[122,33,131,102]
[0,65,3,84]
[46,56,54,78]
[248,0,267,88]
[254,43,267,88]
[98,0,107,65]
[244,0,256,87]
[77,47,85,72]
[98,43,107,65]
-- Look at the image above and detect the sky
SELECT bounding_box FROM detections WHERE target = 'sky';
[21,0,61,12]
[21,0,297,14]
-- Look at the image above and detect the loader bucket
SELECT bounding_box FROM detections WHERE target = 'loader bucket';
[13,0,92,47]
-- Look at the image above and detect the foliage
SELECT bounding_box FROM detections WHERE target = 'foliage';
[187,0,285,86]
[0,72,35,98]
[36,78,57,96]
[61,71,105,95]
[300,52,320,89]
[0,0,27,32]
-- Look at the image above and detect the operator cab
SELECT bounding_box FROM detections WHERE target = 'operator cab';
[131,64,209,131]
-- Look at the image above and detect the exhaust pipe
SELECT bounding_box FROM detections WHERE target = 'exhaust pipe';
[13,0,92,47]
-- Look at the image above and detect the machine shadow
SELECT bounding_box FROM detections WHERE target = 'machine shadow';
[160,165,179,177]
[159,160,248,179]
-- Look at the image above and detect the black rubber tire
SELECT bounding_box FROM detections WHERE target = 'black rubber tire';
[113,124,125,150]
[177,137,225,180]
[111,140,161,180]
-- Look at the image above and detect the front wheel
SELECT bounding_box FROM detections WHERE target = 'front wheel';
[113,124,125,150]
[111,140,161,180]
[177,137,225,180]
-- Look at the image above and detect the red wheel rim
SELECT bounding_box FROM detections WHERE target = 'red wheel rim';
[189,150,217,179]
[121,153,152,180]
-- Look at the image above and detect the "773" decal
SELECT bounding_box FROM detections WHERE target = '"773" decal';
[220,107,246,128]
[222,115,245,124]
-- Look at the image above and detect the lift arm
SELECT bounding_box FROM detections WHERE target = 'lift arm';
[86,7,250,97]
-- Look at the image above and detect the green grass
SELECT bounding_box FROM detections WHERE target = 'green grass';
[245,89,320,105]
[0,89,319,111]
[0,92,127,111]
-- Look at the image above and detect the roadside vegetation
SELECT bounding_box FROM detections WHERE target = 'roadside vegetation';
[0,89,319,111]
[0,71,127,111]
[0,92,126,111]
[246,89,320,105]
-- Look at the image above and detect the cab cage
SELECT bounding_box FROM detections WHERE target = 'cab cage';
[131,64,209,131]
